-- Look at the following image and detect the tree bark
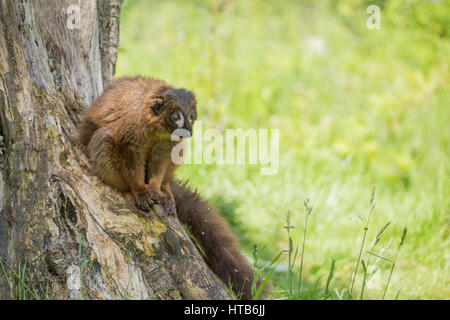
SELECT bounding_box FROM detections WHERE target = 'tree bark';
[0,0,230,300]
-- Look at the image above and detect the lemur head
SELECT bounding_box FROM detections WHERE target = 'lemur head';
[151,87,197,137]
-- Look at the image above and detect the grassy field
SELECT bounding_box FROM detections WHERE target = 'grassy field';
[117,0,449,299]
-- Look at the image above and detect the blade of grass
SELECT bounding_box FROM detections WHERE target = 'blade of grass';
[0,256,12,292]
[359,260,367,299]
[349,185,376,296]
[382,228,407,300]
[0,256,39,300]
[297,198,313,298]
[365,251,395,264]
[284,210,295,299]
[324,258,336,299]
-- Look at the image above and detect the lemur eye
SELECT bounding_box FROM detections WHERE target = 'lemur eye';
[189,111,196,122]
[172,112,181,121]
[171,111,185,127]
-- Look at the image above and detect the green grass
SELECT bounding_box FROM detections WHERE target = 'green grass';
[0,225,51,300]
[117,0,450,299]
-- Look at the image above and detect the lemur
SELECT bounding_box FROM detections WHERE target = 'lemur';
[78,76,267,300]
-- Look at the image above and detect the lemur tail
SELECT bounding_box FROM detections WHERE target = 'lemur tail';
[170,180,269,300]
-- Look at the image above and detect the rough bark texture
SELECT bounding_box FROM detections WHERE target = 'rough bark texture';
[0,0,230,300]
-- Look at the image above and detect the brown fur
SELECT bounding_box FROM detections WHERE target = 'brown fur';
[78,76,268,299]
[79,76,193,211]
[171,180,268,299]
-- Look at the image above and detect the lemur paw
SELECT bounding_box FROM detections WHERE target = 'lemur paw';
[134,187,175,215]
[145,188,165,204]
[134,192,155,212]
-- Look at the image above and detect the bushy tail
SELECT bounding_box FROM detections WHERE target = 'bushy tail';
[171,180,269,300]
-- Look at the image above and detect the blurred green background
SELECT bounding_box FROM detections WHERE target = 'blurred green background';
[117,0,449,299]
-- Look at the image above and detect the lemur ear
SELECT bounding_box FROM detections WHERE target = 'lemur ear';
[151,89,174,114]
[151,96,165,114]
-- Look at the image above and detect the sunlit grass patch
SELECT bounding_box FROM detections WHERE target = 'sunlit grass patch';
[117,0,450,299]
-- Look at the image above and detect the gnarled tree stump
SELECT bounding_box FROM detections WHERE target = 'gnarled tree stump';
[0,0,230,300]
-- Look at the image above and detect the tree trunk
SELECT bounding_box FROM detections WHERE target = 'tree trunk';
[0,0,230,300]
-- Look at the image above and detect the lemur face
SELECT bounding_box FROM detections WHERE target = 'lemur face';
[152,88,197,136]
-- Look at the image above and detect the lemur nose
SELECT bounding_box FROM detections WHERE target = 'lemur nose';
[183,127,192,137]
[184,121,192,137]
